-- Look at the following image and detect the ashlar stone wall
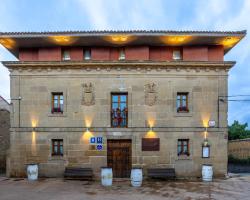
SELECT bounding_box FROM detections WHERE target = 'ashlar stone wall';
[6,63,229,178]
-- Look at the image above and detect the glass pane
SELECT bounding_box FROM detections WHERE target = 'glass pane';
[182,99,187,107]
[119,49,125,60]
[60,146,63,154]
[183,145,187,153]
[120,95,127,102]
[176,100,180,108]
[54,146,58,153]
[112,95,118,102]
[54,102,58,108]
[177,95,181,100]
[54,95,58,100]
[120,103,126,110]
[63,51,70,60]
[112,103,118,109]
[177,146,181,154]
[173,50,181,60]
[84,50,91,60]
[54,141,58,145]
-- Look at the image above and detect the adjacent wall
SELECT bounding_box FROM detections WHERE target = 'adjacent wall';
[0,109,10,173]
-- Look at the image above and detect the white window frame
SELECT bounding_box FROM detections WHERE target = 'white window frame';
[119,48,125,60]
[84,49,91,60]
[173,50,181,60]
[62,50,71,61]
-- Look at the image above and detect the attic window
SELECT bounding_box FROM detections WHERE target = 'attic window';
[84,49,91,60]
[173,50,182,60]
[62,50,70,61]
[119,48,125,60]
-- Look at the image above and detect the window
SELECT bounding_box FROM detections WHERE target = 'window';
[173,50,182,60]
[111,93,128,127]
[118,48,125,60]
[52,93,64,113]
[176,92,189,112]
[84,49,91,60]
[52,139,63,156]
[62,50,70,61]
[177,139,189,156]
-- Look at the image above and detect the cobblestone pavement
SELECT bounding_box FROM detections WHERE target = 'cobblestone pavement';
[0,176,250,200]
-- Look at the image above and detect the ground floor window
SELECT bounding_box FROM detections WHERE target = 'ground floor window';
[52,139,63,156]
[177,139,189,156]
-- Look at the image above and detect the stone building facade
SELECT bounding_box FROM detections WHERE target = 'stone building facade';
[0,30,246,178]
[0,96,10,173]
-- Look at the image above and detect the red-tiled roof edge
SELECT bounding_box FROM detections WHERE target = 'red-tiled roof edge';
[0,30,247,36]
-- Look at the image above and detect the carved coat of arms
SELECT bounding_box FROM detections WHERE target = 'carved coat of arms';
[144,83,157,106]
[82,83,95,106]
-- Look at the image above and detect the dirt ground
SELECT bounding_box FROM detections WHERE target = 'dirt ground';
[0,176,250,200]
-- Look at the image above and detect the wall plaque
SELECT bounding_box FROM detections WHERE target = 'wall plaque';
[142,138,160,151]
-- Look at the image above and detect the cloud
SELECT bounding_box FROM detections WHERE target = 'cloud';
[76,0,110,29]
[76,0,168,29]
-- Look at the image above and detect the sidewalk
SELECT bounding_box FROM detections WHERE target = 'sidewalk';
[0,176,250,200]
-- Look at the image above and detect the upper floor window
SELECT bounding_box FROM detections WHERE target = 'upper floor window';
[176,92,189,112]
[84,49,91,60]
[52,92,64,113]
[173,50,182,60]
[52,139,63,156]
[177,139,189,156]
[62,50,70,61]
[119,48,125,60]
[111,93,128,127]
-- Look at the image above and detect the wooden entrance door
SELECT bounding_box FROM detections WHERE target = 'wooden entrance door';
[107,139,132,178]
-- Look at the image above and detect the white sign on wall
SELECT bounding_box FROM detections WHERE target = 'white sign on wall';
[202,146,210,158]
[208,120,216,127]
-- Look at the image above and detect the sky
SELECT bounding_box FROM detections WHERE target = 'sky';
[0,0,249,125]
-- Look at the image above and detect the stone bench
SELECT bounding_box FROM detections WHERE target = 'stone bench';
[64,167,94,180]
[147,168,176,180]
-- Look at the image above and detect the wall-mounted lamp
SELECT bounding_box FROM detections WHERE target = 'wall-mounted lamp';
[208,120,216,128]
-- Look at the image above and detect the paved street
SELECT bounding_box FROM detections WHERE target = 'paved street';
[0,176,250,200]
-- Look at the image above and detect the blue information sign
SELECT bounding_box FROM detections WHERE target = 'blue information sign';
[97,137,103,144]
[96,145,103,150]
[90,137,96,144]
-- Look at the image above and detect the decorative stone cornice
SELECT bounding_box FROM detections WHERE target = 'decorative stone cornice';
[2,61,235,74]
[10,126,227,133]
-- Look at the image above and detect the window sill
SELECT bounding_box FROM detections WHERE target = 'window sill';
[176,155,192,160]
[174,112,192,117]
[48,113,67,117]
[111,126,128,128]
[48,155,65,161]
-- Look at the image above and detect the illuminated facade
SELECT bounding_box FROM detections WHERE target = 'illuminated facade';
[0,30,246,178]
